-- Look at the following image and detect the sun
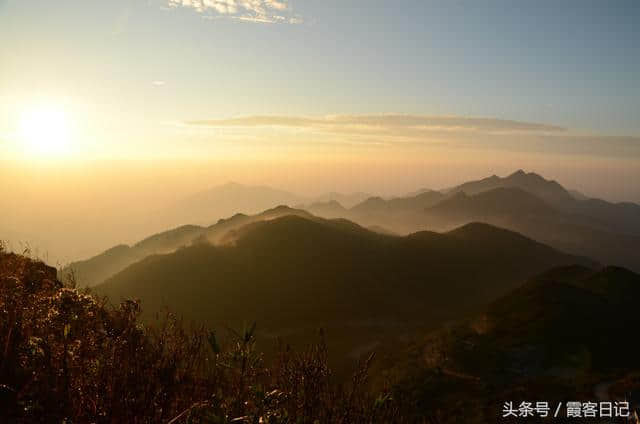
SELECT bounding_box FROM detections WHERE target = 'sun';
[18,104,71,155]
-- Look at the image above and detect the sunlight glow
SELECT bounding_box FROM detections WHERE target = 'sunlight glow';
[18,104,72,155]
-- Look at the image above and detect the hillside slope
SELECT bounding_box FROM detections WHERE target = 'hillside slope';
[307,171,640,271]
[96,216,593,360]
[61,206,312,286]
[382,265,640,423]
[426,187,640,271]
[447,170,640,235]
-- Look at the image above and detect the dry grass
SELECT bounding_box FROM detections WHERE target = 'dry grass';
[0,247,404,423]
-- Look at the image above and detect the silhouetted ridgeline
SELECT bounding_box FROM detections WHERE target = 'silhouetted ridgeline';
[60,206,314,287]
[93,215,593,361]
[307,170,640,271]
[63,171,640,290]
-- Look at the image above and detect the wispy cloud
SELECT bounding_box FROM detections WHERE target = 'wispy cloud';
[186,114,566,135]
[167,0,302,24]
[180,114,640,158]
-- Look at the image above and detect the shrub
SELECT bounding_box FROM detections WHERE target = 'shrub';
[0,252,401,423]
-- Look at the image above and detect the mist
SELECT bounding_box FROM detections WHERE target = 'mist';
[0,153,637,266]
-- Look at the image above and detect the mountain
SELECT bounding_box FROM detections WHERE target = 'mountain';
[168,183,372,228]
[447,169,573,205]
[63,170,640,286]
[0,250,402,423]
[429,187,554,219]
[487,265,640,364]
[310,192,372,209]
[385,190,445,210]
[402,187,441,198]
[195,205,313,245]
[350,191,445,216]
[97,215,591,325]
[313,191,447,234]
[425,187,640,271]
[61,206,313,286]
[165,182,306,226]
[60,225,206,286]
[568,188,590,200]
[447,170,640,236]
[95,214,592,368]
[350,196,390,215]
[304,200,348,218]
[383,265,640,422]
[339,170,640,239]
[305,171,640,271]
[564,196,640,236]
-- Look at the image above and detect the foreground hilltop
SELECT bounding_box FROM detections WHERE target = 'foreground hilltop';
[381,265,640,422]
[3,240,638,422]
[0,249,401,422]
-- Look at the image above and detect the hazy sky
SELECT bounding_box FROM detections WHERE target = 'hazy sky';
[1,0,639,261]
[1,0,638,148]
[2,0,639,148]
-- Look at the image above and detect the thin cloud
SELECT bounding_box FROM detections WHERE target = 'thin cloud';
[181,114,640,158]
[185,114,566,134]
[167,0,302,24]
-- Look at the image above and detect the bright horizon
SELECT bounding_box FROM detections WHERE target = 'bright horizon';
[1,0,639,263]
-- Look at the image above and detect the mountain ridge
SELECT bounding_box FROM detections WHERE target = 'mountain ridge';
[62,170,640,286]
[96,214,594,330]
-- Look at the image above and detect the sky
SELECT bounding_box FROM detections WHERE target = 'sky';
[1,0,639,261]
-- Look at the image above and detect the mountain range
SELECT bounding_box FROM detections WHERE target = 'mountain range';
[26,170,640,420]
[91,213,594,373]
[307,170,640,271]
[160,182,372,227]
[63,170,640,287]
[60,206,312,286]
[163,182,306,226]
[96,214,591,325]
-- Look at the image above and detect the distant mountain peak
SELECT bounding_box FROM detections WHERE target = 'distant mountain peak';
[447,221,520,238]
[448,170,572,206]
[507,169,546,181]
[104,244,131,254]
[216,213,248,225]
[267,204,297,213]
[308,199,346,209]
[324,200,344,207]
